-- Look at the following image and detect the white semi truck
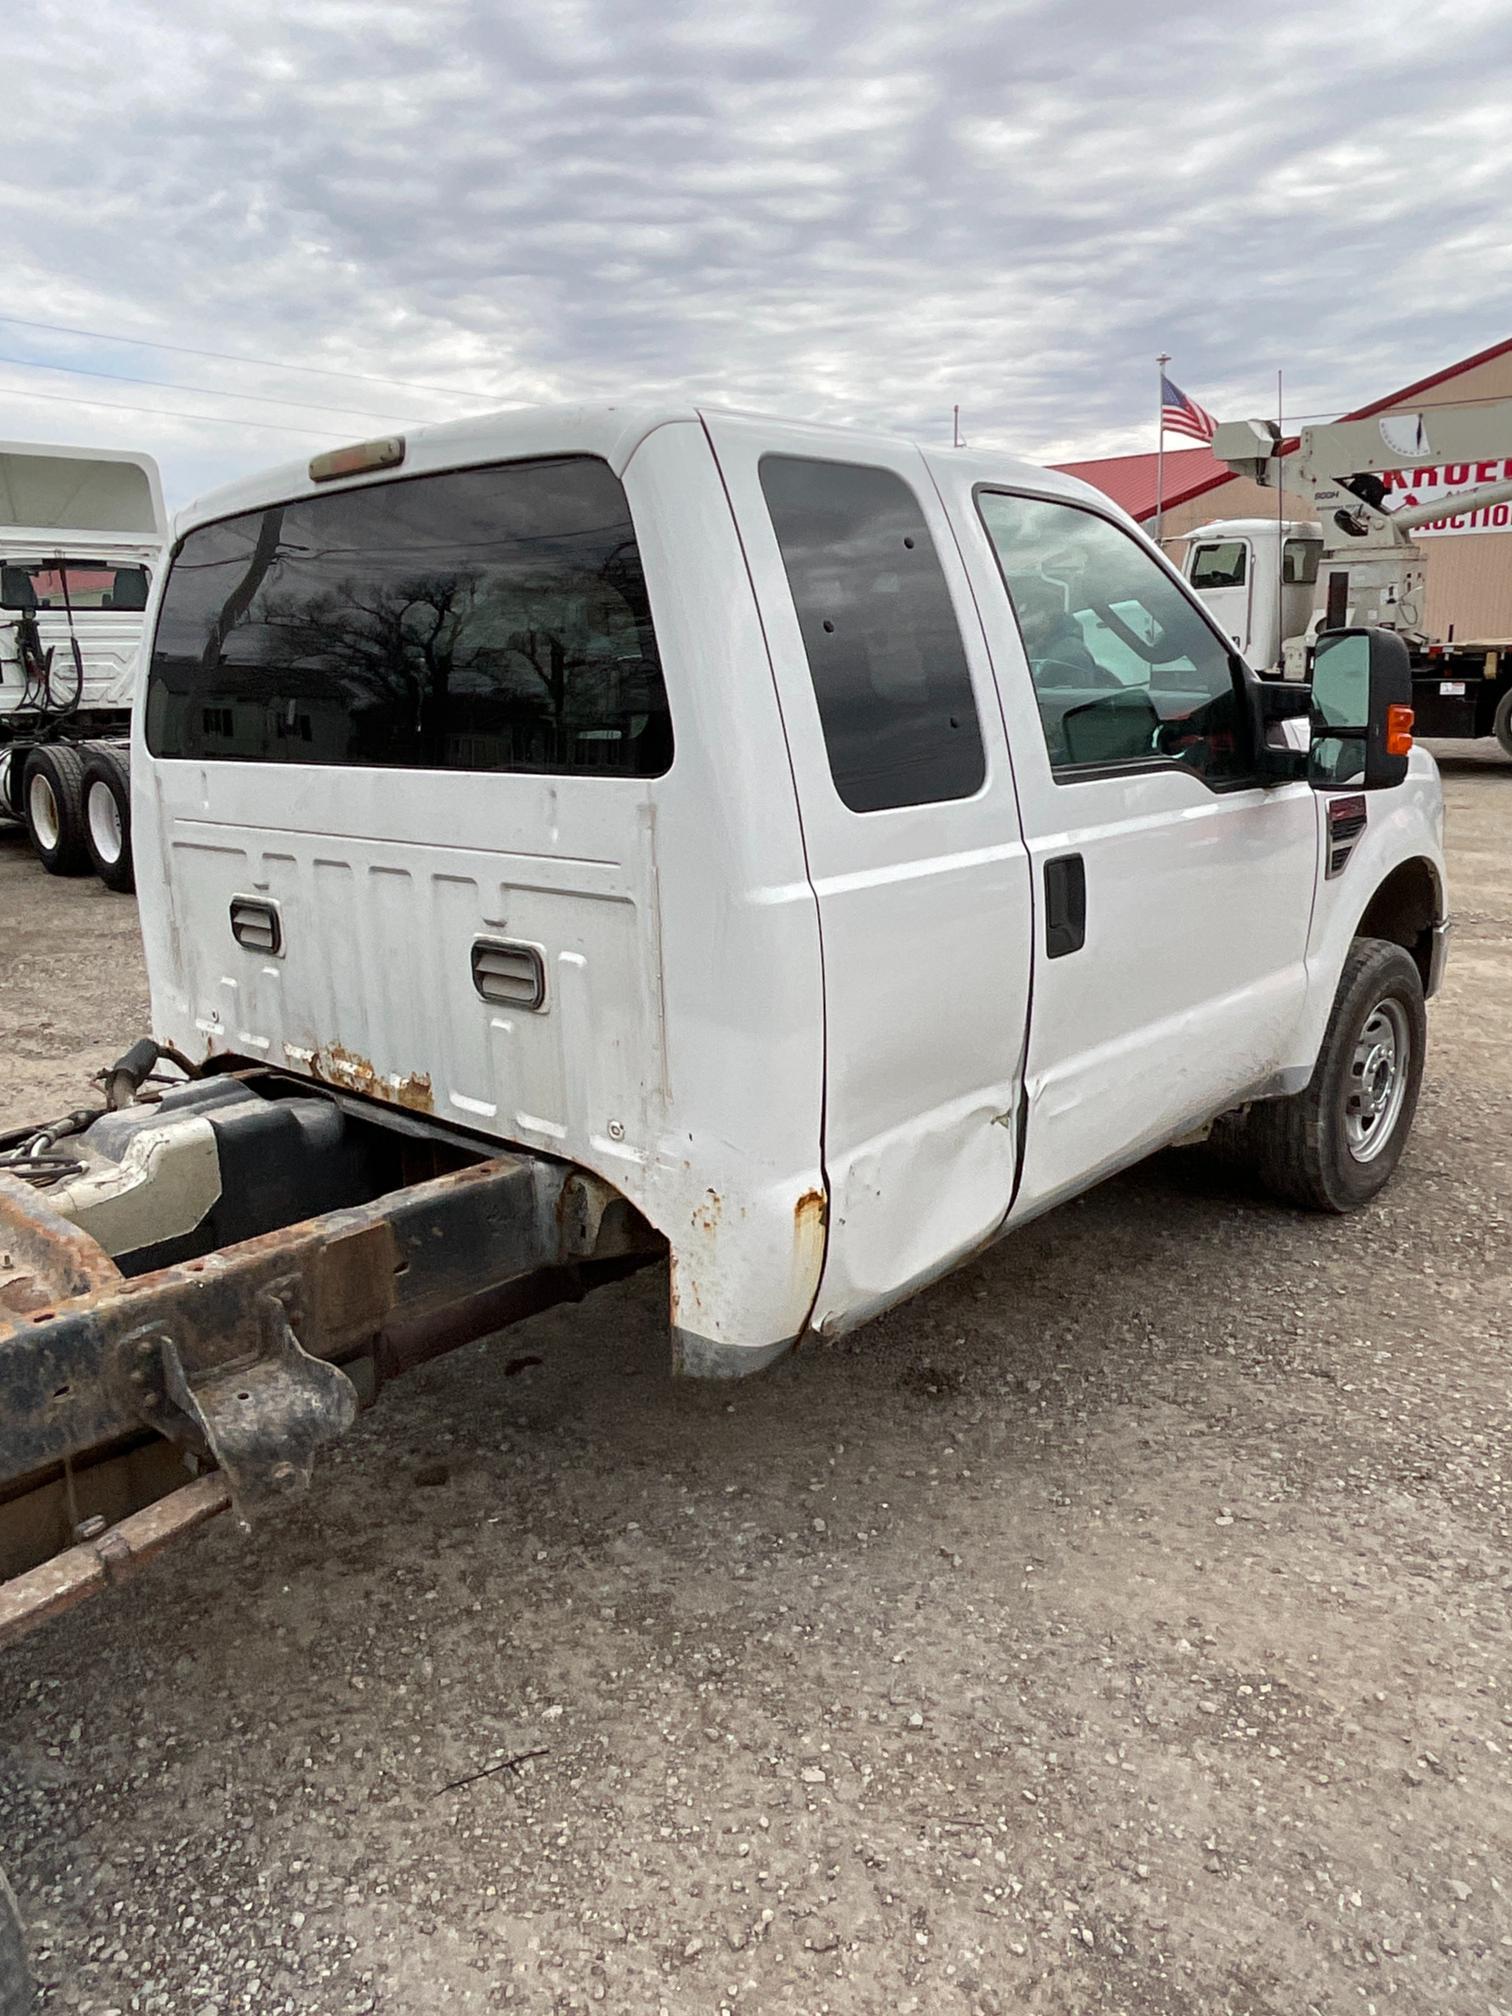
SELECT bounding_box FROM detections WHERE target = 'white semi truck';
[0,403,1448,2004]
[0,441,168,889]
[1187,401,1512,754]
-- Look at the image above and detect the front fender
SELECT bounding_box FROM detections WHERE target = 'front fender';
[1286,746,1446,1071]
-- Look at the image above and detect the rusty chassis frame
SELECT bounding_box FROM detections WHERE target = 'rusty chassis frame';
[0,1097,659,1648]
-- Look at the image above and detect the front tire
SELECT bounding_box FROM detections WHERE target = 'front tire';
[1247,937,1426,1212]
[80,745,134,893]
[22,744,90,877]
[1494,686,1512,759]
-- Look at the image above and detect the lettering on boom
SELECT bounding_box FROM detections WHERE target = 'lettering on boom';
[1383,458,1512,537]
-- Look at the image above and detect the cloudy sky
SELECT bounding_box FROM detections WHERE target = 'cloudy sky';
[7,0,1512,510]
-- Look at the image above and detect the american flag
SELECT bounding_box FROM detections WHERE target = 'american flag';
[1160,373,1217,444]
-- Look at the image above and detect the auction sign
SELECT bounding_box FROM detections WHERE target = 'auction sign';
[1383,458,1512,537]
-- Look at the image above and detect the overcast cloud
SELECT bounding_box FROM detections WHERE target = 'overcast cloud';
[6,0,1512,507]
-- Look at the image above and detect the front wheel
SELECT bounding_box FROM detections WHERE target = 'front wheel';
[1246,937,1426,1212]
[1494,686,1512,760]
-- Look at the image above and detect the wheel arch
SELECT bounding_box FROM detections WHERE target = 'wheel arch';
[1353,856,1444,993]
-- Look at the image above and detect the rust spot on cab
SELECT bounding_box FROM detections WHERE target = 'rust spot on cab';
[794,1185,827,1285]
[794,1188,827,1237]
[312,1044,434,1114]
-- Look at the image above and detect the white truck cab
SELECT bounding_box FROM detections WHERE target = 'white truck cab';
[124,405,1446,1375]
[0,440,167,885]
[1181,517,1323,669]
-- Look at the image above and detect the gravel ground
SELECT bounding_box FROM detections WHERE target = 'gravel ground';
[1,751,1508,2015]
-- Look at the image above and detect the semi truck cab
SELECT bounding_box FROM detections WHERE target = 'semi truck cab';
[0,441,167,887]
[1180,517,1323,668]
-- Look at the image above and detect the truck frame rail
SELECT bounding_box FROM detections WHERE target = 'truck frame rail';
[0,1090,660,1647]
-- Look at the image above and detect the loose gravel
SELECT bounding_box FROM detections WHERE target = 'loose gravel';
[1,749,1508,2014]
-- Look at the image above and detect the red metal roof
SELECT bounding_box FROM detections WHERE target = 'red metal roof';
[1056,335,1512,524]
[1052,445,1224,521]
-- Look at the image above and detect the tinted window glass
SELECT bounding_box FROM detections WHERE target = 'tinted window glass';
[1283,537,1321,585]
[146,457,671,775]
[760,455,985,813]
[0,559,151,611]
[1189,540,1247,589]
[977,491,1250,783]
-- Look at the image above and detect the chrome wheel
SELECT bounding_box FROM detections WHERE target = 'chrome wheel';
[26,772,59,852]
[87,778,124,865]
[1342,997,1410,1163]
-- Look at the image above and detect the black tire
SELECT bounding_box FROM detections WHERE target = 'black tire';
[21,744,90,877]
[1246,937,1426,1212]
[80,744,134,893]
[0,749,23,823]
[1494,686,1512,760]
[0,1868,32,2015]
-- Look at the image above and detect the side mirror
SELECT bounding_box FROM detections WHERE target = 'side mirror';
[1309,626,1414,790]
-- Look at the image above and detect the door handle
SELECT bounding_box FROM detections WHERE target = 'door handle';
[1044,854,1086,959]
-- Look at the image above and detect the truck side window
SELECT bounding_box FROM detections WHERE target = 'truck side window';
[976,491,1251,785]
[1283,538,1320,585]
[760,456,986,814]
[145,457,672,777]
[1189,541,1247,589]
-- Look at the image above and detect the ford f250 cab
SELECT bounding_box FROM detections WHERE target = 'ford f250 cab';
[0,402,1451,2000]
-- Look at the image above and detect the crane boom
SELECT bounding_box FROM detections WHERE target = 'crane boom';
[1295,400,1512,485]
[1198,387,1512,721]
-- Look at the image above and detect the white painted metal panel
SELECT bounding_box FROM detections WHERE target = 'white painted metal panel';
[702,411,1033,1332]
[135,411,829,1371]
[927,453,1319,1221]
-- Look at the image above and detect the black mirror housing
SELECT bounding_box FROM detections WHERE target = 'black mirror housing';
[1246,672,1312,783]
[1309,625,1413,791]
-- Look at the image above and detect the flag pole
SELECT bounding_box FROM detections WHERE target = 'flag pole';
[1276,366,1285,669]
[1154,353,1170,545]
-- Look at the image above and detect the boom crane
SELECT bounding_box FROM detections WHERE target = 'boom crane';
[1190,398,1512,754]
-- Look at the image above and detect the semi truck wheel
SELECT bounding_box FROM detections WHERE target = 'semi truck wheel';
[22,745,90,877]
[0,1868,31,2014]
[1245,937,1426,1213]
[80,745,135,893]
[1494,687,1512,759]
[0,749,23,823]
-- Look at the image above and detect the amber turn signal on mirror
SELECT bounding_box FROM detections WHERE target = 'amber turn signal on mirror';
[1386,704,1415,758]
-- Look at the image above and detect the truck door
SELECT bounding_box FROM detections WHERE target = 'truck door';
[935,475,1317,1223]
[1187,534,1254,657]
[701,413,1034,1332]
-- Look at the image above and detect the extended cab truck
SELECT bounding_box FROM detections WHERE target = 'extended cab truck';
[0,405,1448,2000]
[0,441,167,890]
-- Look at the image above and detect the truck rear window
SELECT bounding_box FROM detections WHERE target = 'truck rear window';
[145,456,671,776]
[1,560,151,611]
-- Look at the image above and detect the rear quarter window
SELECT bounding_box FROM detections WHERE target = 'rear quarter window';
[145,456,671,776]
[759,455,986,813]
